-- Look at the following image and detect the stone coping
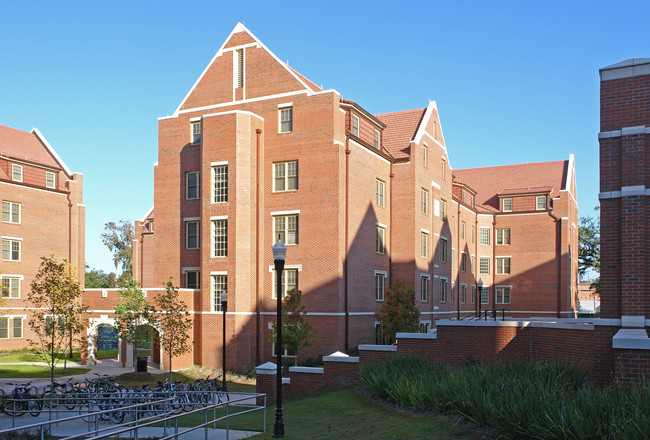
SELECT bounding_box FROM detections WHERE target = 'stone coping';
[395,332,437,339]
[435,320,594,330]
[358,344,397,352]
[323,353,359,363]
[255,361,277,375]
[612,328,650,350]
[288,366,324,374]
[282,377,290,384]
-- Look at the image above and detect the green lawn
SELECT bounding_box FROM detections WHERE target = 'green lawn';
[0,349,117,363]
[167,387,471,439]
[0,365,91,378]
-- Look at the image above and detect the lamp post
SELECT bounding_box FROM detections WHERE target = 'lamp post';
[221,291,228,391]
[272,237,287,438]
[477,279,483,319]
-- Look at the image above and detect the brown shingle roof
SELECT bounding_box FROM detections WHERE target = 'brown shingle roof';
[0,125,61,169]
[454,161,568,213]
[375,108,426,160]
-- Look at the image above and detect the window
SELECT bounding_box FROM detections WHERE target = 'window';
[352,115,360,137]
[440,278,448,302]
[496,287,511,304]
[236,48,244,88]
[186,271,200,289]
[2,201,20,224]
[0,318,7,339]
[479,257,490,275]
[186,222,199,249]
[279,106,293,133]
[11,164,22,182]
[420,276,429,302]
[461,253,467,272]
[272,269,298,299]
[212,165,228,203]
[536,196,546,210]
[421,232,428,258]
[375,272,385,301]
[191,121,201,144]
[374,129,381,149]
[1,277,19,298]
[481,286,490,304]
[469,194,474,208]
[461,221,466,239]
[503,198,513,212]
[471,256,476,274]
[45,171,56,189]
[471,285,476,304]
[496,257,511,275]
[471,226,475,243]
[186,172,200,200]
[441,199,447,221]
[375,322,392,345]
[272,342,296,357]
[13,317,22,338]
[211,220,227,257]
[480,227,490,246]
[497,228,511,245]
[451,216,455,235]
[461,285,467,304]
[439,238,447,263]
[2,239,20,261]
[274,161,298,192]
[376,227,385,254]
[274,215,298,245]
[376,179,385,207]
[211,275,227,312]
[441,158,446,180]
[423,145,428,167]
[421,188,428,214]
[419,322,430,333]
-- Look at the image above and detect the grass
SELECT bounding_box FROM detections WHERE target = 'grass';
[0,349,117,363]
[113,371,256,393]
[0,365,90,378]
[161,387,473,439]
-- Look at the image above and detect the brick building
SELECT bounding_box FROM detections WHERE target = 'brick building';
[0,124,84,349]
[118,23,581,372]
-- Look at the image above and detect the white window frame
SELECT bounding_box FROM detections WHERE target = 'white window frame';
[421,188,428,214]
[211,274,227,312]
[376,179,385,207]
[441,199,447,221]
[503,198,513,212]
[461,284,467,304]
[273,161,298,192]
[461,252,467,272]
[439,238,447,263]
[279,105,293,133]
[374,129,381,149]
[0,318,8,339]
[440,277,448,303]
[191,121,202,145]
[480,286,490,304]
[441,158,446,180]
[423,144,428,167]
[211,219,227,258]
[45,171,56,189]
[376,226,385,254]
[185,221,200,249]
[496,286,511,305]
[461,221,466,239]
[274,215,298,245]
[420,275,429,302]
[496,257,511,275]
[479,227,490,246]
[12,317,23,339]
[2,201,20,224]
[497,228,511,245]
[479,257,490,275]
[235,48,244,88]
[211,165,228,203]
[186,171,200,200]
[2,238,21,262]
[11,164,22,182]
[536,195,546,210]
[352,114,360,137]
[471,256,476,275]
[1,276,21,299]
[471,226,475,243]
[374,270,386,302]
[471,285,476,304]
[421,232,428,258]
[272,268,298,300]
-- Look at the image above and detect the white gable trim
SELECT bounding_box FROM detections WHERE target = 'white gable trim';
[412,101,451,169]
[173,22,317,116]
[140,206,154,223]
[31,128,72,176]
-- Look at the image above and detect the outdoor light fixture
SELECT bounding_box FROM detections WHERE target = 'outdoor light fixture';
[221,291,228,391]
[272,236,286,438]
[477,279,483,318]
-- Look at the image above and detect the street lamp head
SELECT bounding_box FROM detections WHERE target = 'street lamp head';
[273,236,287,261]
[477,279,483,289]
[221,291,228,303]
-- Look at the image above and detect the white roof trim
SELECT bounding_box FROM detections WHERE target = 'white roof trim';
[412,101,450,169]
[140,206,154,223]
[31,128,72,176]
[173,22,317,116]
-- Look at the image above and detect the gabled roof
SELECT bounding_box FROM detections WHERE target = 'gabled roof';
[375,108,426,160]
[454,160,568,213]
[0,124,70,174]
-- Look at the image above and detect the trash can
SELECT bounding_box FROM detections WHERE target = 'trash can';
[136,356,148,372]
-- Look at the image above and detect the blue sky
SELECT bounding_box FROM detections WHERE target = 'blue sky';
[1,1,648,274]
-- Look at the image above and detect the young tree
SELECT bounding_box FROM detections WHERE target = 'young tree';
[101,220,134,277]
[113,279,154,369]
[84,264,112,288]
[579,206,600,278]
[375,280,420,341]
[28,256,88,383]
[270,290,317,366]
[153,280,193,381]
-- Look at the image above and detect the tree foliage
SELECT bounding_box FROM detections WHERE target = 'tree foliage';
[113,278,154,367]
[375,280,420,341]
[270,289,317,366]
[578,207,600,277]
[28,256,88,382]
[153,280,193,380]
[84,264,112,288]
[101,220,134,276]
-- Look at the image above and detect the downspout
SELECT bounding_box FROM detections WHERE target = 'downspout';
[548,210,562,318]
[389,163,394,285]
[255,128,262,366]
[457,207,461,319]
[344,138,351,352]
[492,216,496,311]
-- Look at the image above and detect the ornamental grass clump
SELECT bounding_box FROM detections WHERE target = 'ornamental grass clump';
[360,357,650,440]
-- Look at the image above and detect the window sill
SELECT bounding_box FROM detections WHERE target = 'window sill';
[272,189,299,194]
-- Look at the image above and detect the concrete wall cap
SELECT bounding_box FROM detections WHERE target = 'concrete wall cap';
[288,366,324,374]
[622,315,646,328]
[437,320,530,328]
[323,354,359,363]
[396,332,438,339]
[282,377,290,384]
[612,328,650,350]
[256,361,277,375]
[358,344,397,352]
